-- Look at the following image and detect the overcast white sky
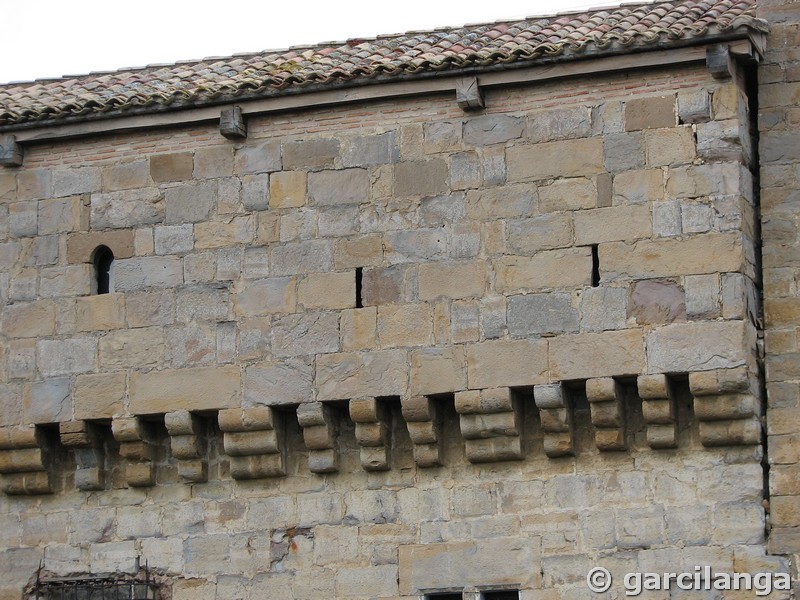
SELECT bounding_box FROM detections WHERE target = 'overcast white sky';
[2,0,607,84]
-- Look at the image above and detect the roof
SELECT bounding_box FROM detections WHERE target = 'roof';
[0,0,765,129]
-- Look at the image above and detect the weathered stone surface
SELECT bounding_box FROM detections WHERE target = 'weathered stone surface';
[624,95,676,131]
[39,265,92,298]
[410,346,467,395]
[39,196,87,234]
[91,188,163,229]
[316,350,408,401]
[76,294,125,331]
[508,293,579,336]
[628,279,686,324]
[154,224,193,255]
[298,271,356,310]
[580,287,627,332]
[574,205,651,244]
[150,152,193,182]
[507,214,573,254]
[2,300,56,338]
[613,169,663,204]
[67,230,135,263]
[9,201,38,238]
[466,184,535,219]
[644,126,696,166]
[73,372,126,420]
[308,169,369,205]
[53,168,101,197]
[165,182,216,224]
[99,327,165,369]
[463,115,525,145]
[234,141,282,174]
[665,163,743,199]
[647,321,754,374]
[529,106,592,142]
[418,260,485,300]
[466,338,548,389]
[244,359,313,406]
[604,132,645,171]
[283,139,339,170]
[272,312,340,356]
[269,171,306,209]
[549,329,645,380]
[494,248,592,293]
[114,256,183,291]
[394,159,448,196]
[507,138,604,181]
[270,240,333,276]
[195,216,255,249]
[343,131,399,167]
[24,379,71,424]
[130,366,240,414]
[37,338,97,377]
[378,303,433,347]
[539,177,597,212]
[235,277,296,316]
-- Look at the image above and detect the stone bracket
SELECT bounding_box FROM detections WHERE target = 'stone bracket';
[165,411,208,483]
[350,398,392,471]
[689,366,761,447]
[218,407,286,479]
[401,396,443,468]
[60,421,105,491]
[0,134,23,167]
[456,76,484,111]
[706,44,735,80]
[637,374,678,449]
[297,402,339,474]
[220,106,247,139]
[534,383,574,458]
[0,425,52,495]
[586,378,626,451]
[455,388,523,463]
[112,417,157,487]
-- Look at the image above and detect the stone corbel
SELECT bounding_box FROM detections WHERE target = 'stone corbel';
[112,417,156,487]
[60,421,106,491]
[0,425,51,495]
[534,383,575,458]
[456,76,484,111]
[689,366,761,447]
[586,378,626,451]
[0,135,23,167]
[165,411,208,483]
[637,374,678,449]
[220,106,247,139]
[401,396,443,468]
[218,407,286,479]
[297,402,339,474]
[349,398,392,471]
[455,387,523,463]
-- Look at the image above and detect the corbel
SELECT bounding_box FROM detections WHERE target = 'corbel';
[401,396,443,468]
[112,417,156,487]
[534,383,575,458]
[218,407,286,479]
[220,106,247,139]
[164,411,208,483]
[60,421,106,491]
[0,425,52,495]
[296,402,339,474]
[585,378,626,451]
[689,366,761,447]
[706,44,735,80]
[456,76,484,111]
[349,398,391,471]
[637,374,678,449]
[455,387,523,463]
[0,135,23,167]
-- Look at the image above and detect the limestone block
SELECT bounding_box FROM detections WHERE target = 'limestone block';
[665,162,743,199]
[238,173,268,211]
[150,152,193,182]
[272,312,339,356]
[37,338,97,377]
[297,402,339,473]
[99,327,164,369]
[646,320,753,374]
[270,239,333,276]
[114,256,183,291]
[463,114,525,145]
[378,303,432,348]
[298,271,356,310]
[507,138,604,182]
[17,169,51,201]
[410,346,467,396]
[349,398,391,471]
[194,215,255,249]
[529,105,592,142]
[154,224,193,255]
[450,152,481,190]
[466,338,548,389]
[234,140,281,174]
[39,265,92,298]
[549,329,645,380]
[165,182,216,224]
[624,95,676,130]
[333,234,383,270]
[39,196,88,235]
[23,379,72,424]
[102,160,150,191]
[76,294,125,331]
[235,276,296,316]
[2,300,56,338]
[129,365,241,414]
[244,358,313,406]
[600,232,743,280]
[343,131,399,167]
[506,214,573,254]
[494,247,592,293]
[394,159,448,196]
[283,138,339,170]
[384,228,448,264]
[697,119,750,163]
[580,286,627,332]
[316,350,408,401]
[539,177,597,212]
[90,188,164,229]
[534,383,575,457]
[508,293,579,336]
[308,168,369,205]
[612,168,663,204]
[465,184,535,219]
[192,146,233,179]
[574,205,652,244]
[9,201,38,238]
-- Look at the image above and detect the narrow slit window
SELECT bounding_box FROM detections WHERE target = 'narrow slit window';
[591,244,600,287]
[355,267,363,308]
[94,245,114,294]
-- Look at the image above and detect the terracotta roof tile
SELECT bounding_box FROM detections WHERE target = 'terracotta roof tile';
[0,0,765,128]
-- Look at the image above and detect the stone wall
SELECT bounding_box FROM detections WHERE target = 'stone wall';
[0,61,779,599]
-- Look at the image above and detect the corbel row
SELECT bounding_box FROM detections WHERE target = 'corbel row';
[454,387,523,463]
[219,407,286,480]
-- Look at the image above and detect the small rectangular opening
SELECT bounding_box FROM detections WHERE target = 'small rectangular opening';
[591,244,600,287]
[425,594,462,600]
[355,267,363,308]
[483,592,519,600]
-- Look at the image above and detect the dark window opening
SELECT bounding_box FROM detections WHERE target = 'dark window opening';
[425,594,462,600]
[590,244,600,287]
[355,267,364,308]
[93,245,114,294]
[483,592,519,600]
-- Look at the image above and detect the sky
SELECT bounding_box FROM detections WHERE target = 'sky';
[2,0,606,84]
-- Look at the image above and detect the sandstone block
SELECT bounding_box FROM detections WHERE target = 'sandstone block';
[394,159,448,196]
[39,265,92,298]
[165,182,216,224]
[193,146,234,179]
[2,300,56,338]
[298,271,356,310]
[508,293,579,336]
[494,247,592,293]
[418,260,485,300]
[53,167,101,197]
[270,240,333,276]
[342,131,399,167]
[283,138,339,170]
[341,307,377,351]
[67,230,135,264]
[239,173,267,211]
[604,132,645,172]
[91,188,164,229]
[624,95,676,130]
[235,277,296,316]
[449,152,481,190]
[24,379,72,424]
[268,171,306,208]
[17,169,51,200]
[580,286,627,332]
[466,338,548,389]
[130,365,240,414]
[76,294,125,331]
[114,256,183,291]
[646,320,753,374]
[507,138,604,181]
[644,126,696,166]
[39,196,87,235]
[308,168,369,206]
[150,152,193,182]
[38,338,97,377]
[73,372,126,420]
[529,106,592,142]
[244,359,313,406]
[194,215,255,249]
[466,184,535,219]
[665,163,743,199]
[410,347,467,395]
[234,141,281,174]
[102,160,150,191]
[272,312,340,356]
[154,224,193,255]
[333,234,383,270]
[628,278,685,324]
[419,193,466,226]
[99,327,165,369]
[315,350,408,401]
[9,201,37,238]
[549,329,645,380]
[378,303,433,348]
[507,214,573,254]
[539,177,597,212]
[574,205,652,244]
[463,114,525,146]
[612,169,663,204]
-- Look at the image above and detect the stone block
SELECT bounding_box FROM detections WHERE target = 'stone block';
[451,300,479,343]
[418,260,485,300]
[91,188,164,229]
[644,126,696,166]
[449,152,481,190]
[76,294,125,331]
[580,286,627,331]
[315,349,408,401]
[1,300,56,338]
[604,131,645,172]
[423,121,460,153]
[154,224,193,254]
[466,184,535,219]
[628,278,685,324]
[507,138,604,181]
[507,214,573,254]
[298,271,356,310]
[466,338,548,389]
[612,168,663,204]
[337,565,398,597]
[239,173,267,211]
[9,202,37,238]
[99,327,165,369]
[308,168,369,206]
[601,232,743,280]
[549,328,645,380]
[394,159,448,196]
[39,196,87,234]
[333,234,383,270]
[665,163,743,199]
[193,146,234,179]
[463,114,525,145]
[624,95,676,130]
[165,182,216,224]
[341,307,377,351]
[244,358,313,406]
[529,106,592,142]
[508,293,579,336]
[343,131,399,167]
[272,312,339,356]
[17,169,51,201]
[101,160,150,191]
[494,247,592,293]
[283,138,339,170]
[653,200,682,236]
[575,204,651,244]
[114,256,183,291]
[23,379,71,424]
[53,167,102,197]
[71,372,126,421]
[268,171,306,208]
[130,365,240,414]
[234,140,281,174]
[235,276,296,316]
[150,152,193,182]
[37,338,97,377]
[410,347,467,395]
[166,322,216,368]
[39,265,92,298]
[378,303,432,347]
[539,177,597,212]
[67,230,135,264]
[270,240,333,276]
[684,273,720,318]
[678,89,711,123]
[194,215,255,249]
[646,320,753,374]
